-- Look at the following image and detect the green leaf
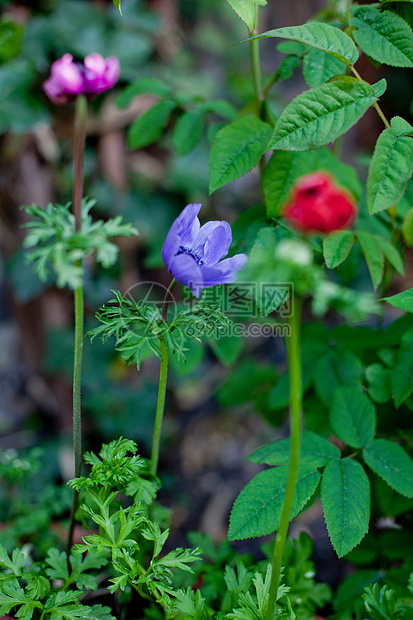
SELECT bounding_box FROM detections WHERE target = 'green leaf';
[374,235,404,275]
[329,386,376,448]
[365,363,392,404]
[321,459,370,557]
[314,349,363,406]
[228,466,320,540]
[323,230,355,269]
[367,128,413,214]
[113,0,122,14]
[116,78,170,108]
[250,23,358,64]
[391,329,413,406]
[382,287,413,311]
[247,430,340,467]
[208,332,243,366]
[303,47,347,88]
[402,207,413,245]
[391,115,413,136]
[350,6,413,67]
[209,116,272,193]
[127,99,176,149]
[356,231,385,290]
[268,80,377,151]
[263,147,361,217]
[172,109,205,156]
[363,438,413,498]
[372,78,387,97]
[226,0,257,30]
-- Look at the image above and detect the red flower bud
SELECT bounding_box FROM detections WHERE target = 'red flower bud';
[282,172,356,234]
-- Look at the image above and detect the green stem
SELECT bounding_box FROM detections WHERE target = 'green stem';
[266,295,302,620]
[67,94,87,557]
[162,278,177,322]
[249,6,262,104]
[149,337,169,476]
[350,66,391,129]
[73,94,87,232]
[249,5,265,199]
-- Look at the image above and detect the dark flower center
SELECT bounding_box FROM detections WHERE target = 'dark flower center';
[176,245,204,266]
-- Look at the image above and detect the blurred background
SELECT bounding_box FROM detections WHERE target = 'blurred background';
[0,0,412,594]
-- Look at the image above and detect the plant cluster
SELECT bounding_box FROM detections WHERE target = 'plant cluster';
[1,0,413,618]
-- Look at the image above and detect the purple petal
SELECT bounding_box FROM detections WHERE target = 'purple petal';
[193,221,232,266]
[200,253,248,287]
[167,252,204,297]
[162,204,201,269]
[50,54,83,94]
[43,76,72,104]
[83,54,120,94]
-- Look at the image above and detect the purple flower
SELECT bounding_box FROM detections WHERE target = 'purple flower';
[162,204,248,297]
[43,53,120,105]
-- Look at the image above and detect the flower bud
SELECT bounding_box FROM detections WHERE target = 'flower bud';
[43,53,120,105]
[274,239,313,266]
[283,172,356,234]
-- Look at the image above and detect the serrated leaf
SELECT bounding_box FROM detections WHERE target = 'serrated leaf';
[268,80,377,151]
[303,47,347,88]
[356,231,384,290]
[172,109,205,155]
[226,0,256,30]
[250,23,358,64]
[382,287,413,311]
[127,99,176,149]
[350,6,413,67]
[247,430,340,467]
[363,438,413,497]
[116,78,170,109]
[367,127,413,214]
[321,459,370,557]
[374,235,404,275]
[329,386,376,448]
[391,115,413,135]
[209,116,272,193]
[264,147,361,217]
[323,230,354,269]
[228,466,320,540]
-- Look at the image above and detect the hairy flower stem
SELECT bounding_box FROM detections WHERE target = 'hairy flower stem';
[162,278,177,322]
[67,94,87,556]
[249,5,265,198]
[149,279,176,475]
[150,338,169,476]
[266,295,302,620]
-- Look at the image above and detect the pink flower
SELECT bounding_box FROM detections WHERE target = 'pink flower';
[282,172,356,234]
[43,53,120,105]
[83,54,120,95]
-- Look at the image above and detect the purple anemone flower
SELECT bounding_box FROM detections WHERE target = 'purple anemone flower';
[43,53,120,105]
[162,204,248,297]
